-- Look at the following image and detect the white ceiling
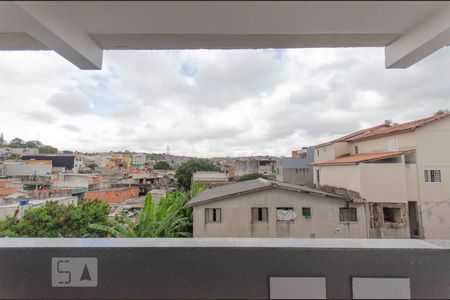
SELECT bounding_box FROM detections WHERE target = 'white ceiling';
[0,1,449,69]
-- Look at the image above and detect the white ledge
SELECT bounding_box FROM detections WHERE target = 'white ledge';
[0,238,446,249]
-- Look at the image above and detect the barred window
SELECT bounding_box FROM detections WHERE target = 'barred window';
[205,208,221,223]
[251,207,268,222]
[425,170,441,182]
[340,207,357,222]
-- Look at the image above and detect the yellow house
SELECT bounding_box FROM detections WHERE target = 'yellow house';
[312,113,450,239]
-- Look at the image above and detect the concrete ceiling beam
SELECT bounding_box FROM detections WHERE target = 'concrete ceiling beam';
[12,1,103,70]
[385,3,450,69]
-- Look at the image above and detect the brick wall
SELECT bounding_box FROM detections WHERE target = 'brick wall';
[84,187,139,203]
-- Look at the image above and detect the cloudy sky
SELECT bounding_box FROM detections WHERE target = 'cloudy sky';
[0,47,449,157]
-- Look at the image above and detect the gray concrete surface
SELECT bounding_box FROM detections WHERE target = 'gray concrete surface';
[0,238,449,299]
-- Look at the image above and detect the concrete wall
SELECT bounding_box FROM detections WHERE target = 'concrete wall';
[0,238,449,299]
[3,162,52,176]
[280,168,313,186]
[415,116,450,239]
[193,188,367,238]
[84,187,139,203]
[360,163,409,203]
[314,165,361,192]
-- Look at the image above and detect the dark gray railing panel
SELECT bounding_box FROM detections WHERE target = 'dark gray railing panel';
[0,238,449,299]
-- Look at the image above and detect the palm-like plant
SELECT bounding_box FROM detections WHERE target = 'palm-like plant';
[89,184,207,237]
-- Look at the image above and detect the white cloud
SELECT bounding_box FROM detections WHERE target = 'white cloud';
[0,47,449,156]
[48,91,93,115]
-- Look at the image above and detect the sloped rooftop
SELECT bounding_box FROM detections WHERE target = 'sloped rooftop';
[186,178,349,207]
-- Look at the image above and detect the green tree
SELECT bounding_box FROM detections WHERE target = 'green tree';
[90,184,207,237]
[39,145,58,154]
[10,138,24,145]
[5,153,21,160]
[154,161,171,170]
[175,158,220,190]
[119,161,128,168]
[236,172,267,182]
[87,163,98,170]
[0,200,111,237]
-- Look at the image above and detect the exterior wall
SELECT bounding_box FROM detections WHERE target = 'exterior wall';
[281,168,313,186]
[333,142,351,158]
[277,149,314,186]
[415,117,450,239]
[0,147,39,156]
[22,155,75,170]
[351,131,416,154]
[314,142,351,162]
[405,164,419,202]
[84,187,139,203]
[3,162,52,176]
[193,188,367,238]
[360,163,409,203]
[313,144,336,162]
[314,165,361,193]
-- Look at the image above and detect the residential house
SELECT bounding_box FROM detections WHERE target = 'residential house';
[311,113,450,239]
[186,178,367,238]
[22,154,82,172]
[276,147,314,186]
[235,157,278,179]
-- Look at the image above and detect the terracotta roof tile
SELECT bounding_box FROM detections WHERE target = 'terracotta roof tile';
[312,149,415,166]
[313,113,450,148]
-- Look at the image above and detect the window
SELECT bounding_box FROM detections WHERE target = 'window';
[323,147,327,152]
[354,145,359,154]
[316,149,319,157]
[383,207,401,223]
[276,207,296,221]
[205,208,221,223]
[302,207,311,218]
[316,169,320,186]
[425,170,441,182]
[387,138,398,151]
[339,207,357,222]
[251,207,268,222]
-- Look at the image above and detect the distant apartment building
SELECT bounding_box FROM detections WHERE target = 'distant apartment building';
[276,147,314,186]
[22,154,83,172]
[192,171,229,186]
[311,113,450,239]
[3,160,52,177]
[236,157,278,179]
[187,179,366,238]
[93,154,113,168]
[132,153,146,165]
